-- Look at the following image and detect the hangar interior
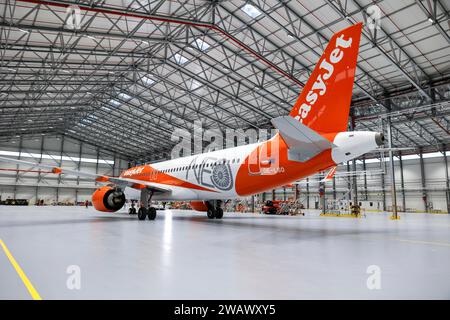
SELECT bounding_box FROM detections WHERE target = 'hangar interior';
[0,0,449,300]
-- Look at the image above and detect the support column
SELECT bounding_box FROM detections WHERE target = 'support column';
[13,136,23,199]
[306,178,310,209]
[419,150,428,212]
[387,119,398,219]
[272,189,276,201]
[363,157,368,200]
[56,136,64,204]
[95,149,100,187]
[346,161,352,202]
[399,153,406,212]
[35,136,44,204]
[444,149,449,214]
[75,142,82,204]
[332,175,336,201]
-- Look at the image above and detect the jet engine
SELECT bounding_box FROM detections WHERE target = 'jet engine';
[190,201,208,212]
[92,186,126,212]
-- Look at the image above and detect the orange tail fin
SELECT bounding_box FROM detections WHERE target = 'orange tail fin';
[289,23,363,133]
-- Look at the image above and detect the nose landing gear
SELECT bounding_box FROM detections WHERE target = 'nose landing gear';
[137,189,157,221]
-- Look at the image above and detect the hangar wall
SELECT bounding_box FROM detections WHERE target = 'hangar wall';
[0,135,129,204]
[0,136,448,213]
[268,153,450,213]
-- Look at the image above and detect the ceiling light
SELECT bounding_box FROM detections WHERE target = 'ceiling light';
[428,17,434,23]
[241,4,262,19]
[27,119,33,122]
[287,33,294,39]
[86,35,96,40]
[18,28,30,34]
[193,38,210,52]
[142,75,155,86]
[173,53,188,65]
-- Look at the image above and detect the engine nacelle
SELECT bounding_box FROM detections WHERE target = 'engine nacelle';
[92,186,125,212]
[190,201,208,212]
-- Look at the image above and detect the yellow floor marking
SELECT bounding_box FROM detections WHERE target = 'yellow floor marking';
[0,239,42,300]
[393,238,450,248]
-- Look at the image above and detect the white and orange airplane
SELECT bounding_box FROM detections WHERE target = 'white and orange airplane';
[0,22,384,220]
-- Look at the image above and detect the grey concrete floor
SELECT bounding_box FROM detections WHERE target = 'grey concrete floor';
[0,205,449,300]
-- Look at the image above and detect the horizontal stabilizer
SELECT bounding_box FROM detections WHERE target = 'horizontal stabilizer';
[271,116,334,162]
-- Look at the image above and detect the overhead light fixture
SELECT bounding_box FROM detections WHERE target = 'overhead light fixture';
[241,4,262,19]
[428,17,434,23]
[21,128,26,131]
[27,119,33,122]
[7,68,17,72]
[193,38,210,52]
[173,53,189,65]
[86,35,96,40]
[287,33,294,39]
[18,28,30,34]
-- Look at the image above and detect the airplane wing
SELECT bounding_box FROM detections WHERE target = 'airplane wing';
[320,166,337,182]
[0,156,171,194]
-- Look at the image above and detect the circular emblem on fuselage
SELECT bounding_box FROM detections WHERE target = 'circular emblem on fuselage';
[211,163,233,191]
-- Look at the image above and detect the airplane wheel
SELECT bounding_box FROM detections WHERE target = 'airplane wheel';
[207,209,215,219]
[214,208,223,219]
[129,208,136,215]
[137,207,147,220]
[147,207,157,220]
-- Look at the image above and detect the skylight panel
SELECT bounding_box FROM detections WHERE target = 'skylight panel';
[241,4,262,19]
[193,38,210,52]
[109,99,121,107]
[142,75,155,86]
[118,92,131,101]
[173,53,189,65]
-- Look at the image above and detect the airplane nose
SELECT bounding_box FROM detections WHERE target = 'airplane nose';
[375,133,385,146]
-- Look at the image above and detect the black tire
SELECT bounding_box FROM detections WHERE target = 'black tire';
[129,207,136,215]
[207,209,215,219]
[137,207,147,220]
[215,208,223,219]
[147,207,157,220]
[269,208,277,215]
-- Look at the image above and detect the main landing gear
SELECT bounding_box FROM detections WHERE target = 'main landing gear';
[206,200,224,219]
[128,200,137,215]
[137,189,157,221]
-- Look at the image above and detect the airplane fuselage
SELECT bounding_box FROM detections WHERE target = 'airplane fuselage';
[122,130,381,201]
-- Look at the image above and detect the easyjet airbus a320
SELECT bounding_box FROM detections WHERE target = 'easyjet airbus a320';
[0,23,384,220]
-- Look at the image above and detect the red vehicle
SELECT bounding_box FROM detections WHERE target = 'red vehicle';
[262,200,286,215]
